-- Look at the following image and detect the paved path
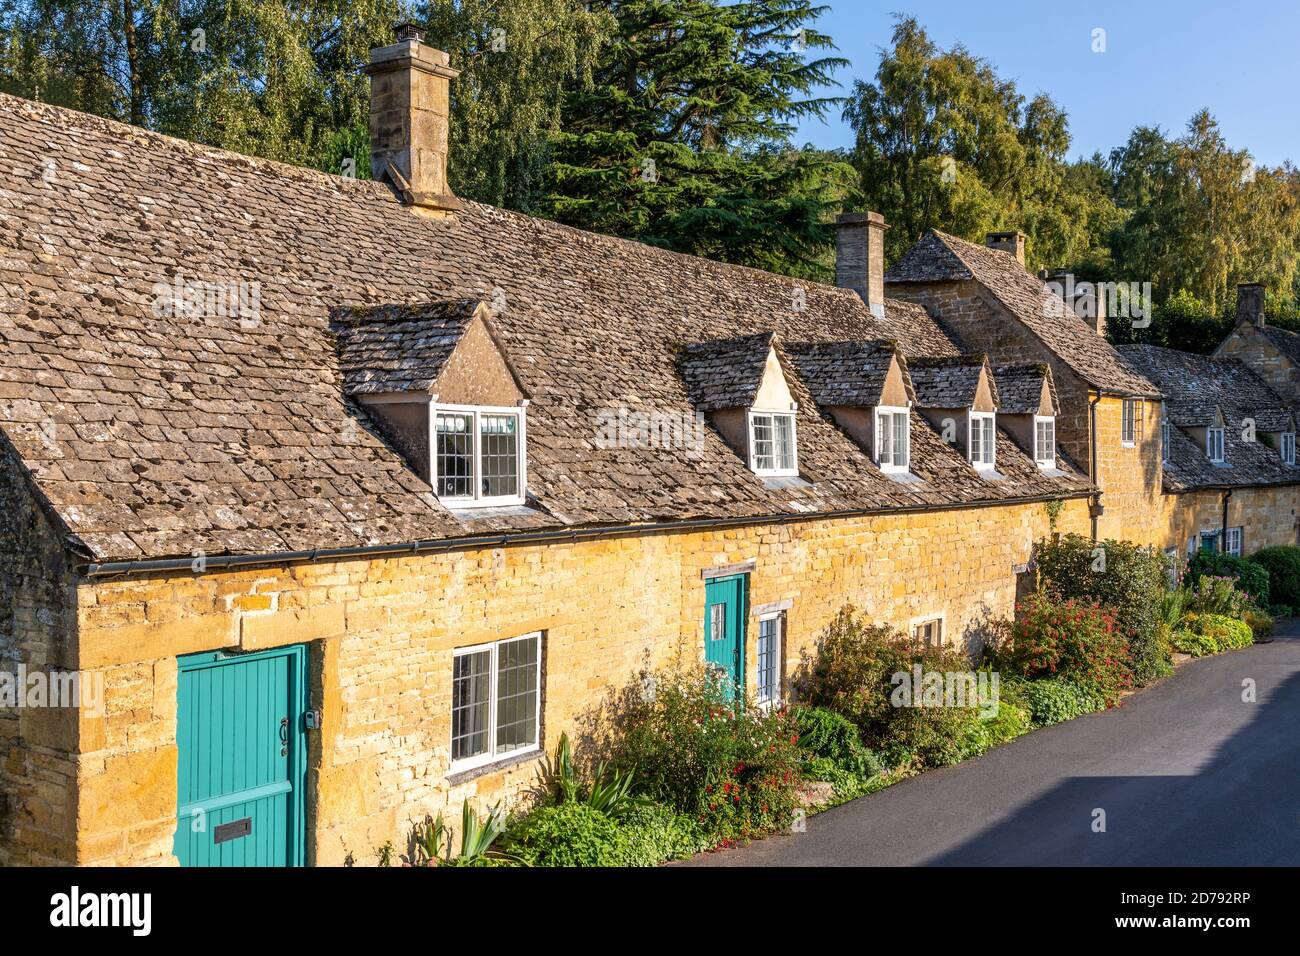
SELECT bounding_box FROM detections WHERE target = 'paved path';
[685,626,1300,866]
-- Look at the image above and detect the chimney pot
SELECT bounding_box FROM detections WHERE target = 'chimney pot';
[986,231,1026,265]
[835,211,888,319]
[1236,283,1266,328]
[395,22,426,43]
[366,25,462,216]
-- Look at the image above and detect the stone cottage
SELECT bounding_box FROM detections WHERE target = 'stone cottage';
[0,26,1295,867]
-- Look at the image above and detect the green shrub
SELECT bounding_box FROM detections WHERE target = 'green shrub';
[1243,607,1275,638]
[606,666,802,843]
[1187,551,1270,606]
[618,803,711,865]
[796,607,989,771]
[1183,612,1254,651]
[1034,534,1170,684]
[986,593,1133,705]
[801,756,871,803]
[505,803,632,867]
[956,696,1031,756]
[1011,677,1104,726]
[793,706,882,778]
[1247,546,1300,608]
[1186,575,1256,618]
[1171,629,1218,657]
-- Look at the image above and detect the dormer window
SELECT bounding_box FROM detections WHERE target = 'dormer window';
[875,406,910,472]
[336,299,532,508]
[969,412,996,469]
[1283,432,1296,465]
[1207,425,1225,463]
[1033,416,1055,467]
[680,332,802,480]
[434,404,527,506]
[749,411,797,476]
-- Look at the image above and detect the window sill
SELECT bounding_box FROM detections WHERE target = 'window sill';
[447,747,542,785]
[1121,441,1136,448]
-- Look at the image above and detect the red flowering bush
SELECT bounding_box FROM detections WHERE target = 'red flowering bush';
[604,666,802,844]
[987,594,1133,706]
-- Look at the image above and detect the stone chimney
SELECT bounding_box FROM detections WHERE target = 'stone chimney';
[365,23,462,217]
[1236,283,1266,327]
[986,231,1026,265]
[836,212,888,319]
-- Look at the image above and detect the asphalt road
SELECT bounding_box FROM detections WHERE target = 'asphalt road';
[685,626,1300,866]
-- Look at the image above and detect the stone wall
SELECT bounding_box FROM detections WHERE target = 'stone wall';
[1217,323,1300,404]
[1161,485,1300,556]
[1092,396,1166,545]
[0,439,80,865]
[72,497,1091,866]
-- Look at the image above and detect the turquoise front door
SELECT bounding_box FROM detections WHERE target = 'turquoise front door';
[704,574,747,699]
[174,645,308,867]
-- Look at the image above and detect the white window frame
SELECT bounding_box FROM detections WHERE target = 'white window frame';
[1225,526,1243,557]
[911,615,944,648]
[1282,431,1296,466]
[874,405,910,473]
[969,412,996,470]
[1033,415,1056,468]
[1121,398,1142,447]
[431,402,528,508]
[755,611,785,710]
[450,632,542,774]
[747,410,798,477]
[1207,426,1225,463]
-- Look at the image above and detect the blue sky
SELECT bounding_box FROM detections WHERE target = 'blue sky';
[795,1,1300,167]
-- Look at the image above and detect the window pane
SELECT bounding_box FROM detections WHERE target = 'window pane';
[970,417,981,461]
[480,414,519,498]
[877,412,892,463]
[752,414,775,470]
[774,415,795,470]
[757,618,779,703]
[892,412,907,466]
[452,650,492,761]
[436,413,474,498]
[495,636,539,754]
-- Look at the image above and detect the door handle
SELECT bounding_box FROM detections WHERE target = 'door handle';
[279,716,289,756]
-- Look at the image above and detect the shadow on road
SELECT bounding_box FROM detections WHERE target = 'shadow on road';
[924,645,1300,865]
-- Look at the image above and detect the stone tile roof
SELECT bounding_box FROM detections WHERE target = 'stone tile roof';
[0,94,1091,563]
[1118,344,1300,490]
[907,355,996,410]
[993,364,1056,415]
[335,299,493,395]
[1260,325,1300,366]
[679,333,778,411]
[786,340,914,408]
[886,230,1160,398]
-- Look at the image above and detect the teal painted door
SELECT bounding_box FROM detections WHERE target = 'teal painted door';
[174,645,307,867]
[704,575,747,699]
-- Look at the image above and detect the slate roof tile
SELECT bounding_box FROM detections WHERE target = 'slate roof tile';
[887,231,1159,397]
[1118,344,1300,490]
[0,93,1090,563]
